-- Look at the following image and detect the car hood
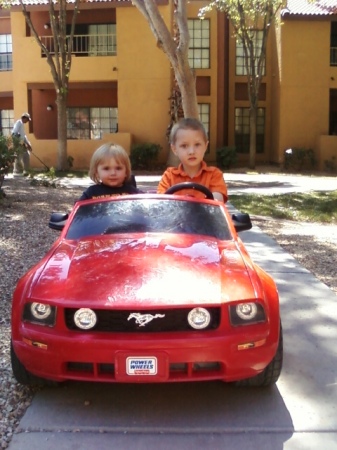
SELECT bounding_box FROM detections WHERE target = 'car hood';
[31,235,256,307]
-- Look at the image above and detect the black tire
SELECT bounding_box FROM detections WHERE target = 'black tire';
[234,323,283,387]
[11,341,59,387]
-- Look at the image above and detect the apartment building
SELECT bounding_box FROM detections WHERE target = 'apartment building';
[0,0,337,170]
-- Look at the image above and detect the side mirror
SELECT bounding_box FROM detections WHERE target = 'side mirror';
[49,212,69,231]
[231,213,252,233]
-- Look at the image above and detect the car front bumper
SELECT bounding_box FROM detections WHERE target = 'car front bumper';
[13,324,279,383]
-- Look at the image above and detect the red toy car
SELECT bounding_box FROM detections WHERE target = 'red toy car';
[11,183,282,386]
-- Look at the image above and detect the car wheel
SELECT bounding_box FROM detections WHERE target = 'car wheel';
[234,322,283,387]
[10,341,59,387]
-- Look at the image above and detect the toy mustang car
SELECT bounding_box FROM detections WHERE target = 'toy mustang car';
[11,182,282,387]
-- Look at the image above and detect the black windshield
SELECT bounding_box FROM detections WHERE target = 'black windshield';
[66,198,231,240]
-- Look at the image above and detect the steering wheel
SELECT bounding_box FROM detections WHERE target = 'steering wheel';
[165,182,214,200]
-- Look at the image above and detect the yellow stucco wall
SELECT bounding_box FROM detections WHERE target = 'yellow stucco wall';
[276,19,331,167]
[0,70,13,93]
[116,7,172,162]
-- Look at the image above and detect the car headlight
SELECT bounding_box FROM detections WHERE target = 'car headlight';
[187,307,211,330]
[31,302,52,319]
[229,302,266,326]
[74,308,97,330]
[23,302,56,326]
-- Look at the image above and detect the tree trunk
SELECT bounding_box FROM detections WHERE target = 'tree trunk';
[56,94,68,171]
[249,106,257,169]
[174,60,198,119]
[177,75,198,119]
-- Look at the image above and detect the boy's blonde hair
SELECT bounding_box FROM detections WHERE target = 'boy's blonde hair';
[89,143,131,184]
[170,118,208,144]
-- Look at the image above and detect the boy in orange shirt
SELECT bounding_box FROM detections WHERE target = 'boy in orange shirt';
[157,118,228,202]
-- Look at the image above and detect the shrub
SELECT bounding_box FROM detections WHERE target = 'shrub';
[130,142,161,170]
[0,134,22,189]
[284,148,316,171]
[216,146,237,169]
[67,155,74,170]
[324,156,337,173]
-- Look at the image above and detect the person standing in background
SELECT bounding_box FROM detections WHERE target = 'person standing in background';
[12,112,32,175]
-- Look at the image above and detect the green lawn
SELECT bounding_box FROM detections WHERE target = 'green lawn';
[229,191,337,224]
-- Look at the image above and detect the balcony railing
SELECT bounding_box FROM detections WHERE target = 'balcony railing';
[331,47,337,66]
[40,33,117,57]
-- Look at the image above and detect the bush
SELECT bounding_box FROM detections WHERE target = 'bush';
[284,148,316,171]
[67,155,74,170]
[324,156,337,173]
[216,146,237,169]
[130,142,161,170]
[0,134,21,189]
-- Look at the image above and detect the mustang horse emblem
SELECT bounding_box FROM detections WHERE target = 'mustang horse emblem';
[128,313,165,327]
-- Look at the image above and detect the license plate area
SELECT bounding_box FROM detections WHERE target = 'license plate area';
[127,357,157,375]
[115,351,169,381]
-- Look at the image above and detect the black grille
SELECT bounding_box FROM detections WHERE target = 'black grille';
[64,307,221,332]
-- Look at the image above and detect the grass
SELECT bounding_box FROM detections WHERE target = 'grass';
[230,191,337,224]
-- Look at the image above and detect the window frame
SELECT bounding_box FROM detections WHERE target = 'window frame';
[67,107,118,140]
[234,107,265,154]
[330,22,337,66]
[0,109,14,136]
[198,103,210,153]
[188,19,210,69]
[235,31,266,77]
[198,103,210,135]
[0,34,12,72]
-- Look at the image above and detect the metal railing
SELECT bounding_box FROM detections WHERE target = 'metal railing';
[40,33,117,56]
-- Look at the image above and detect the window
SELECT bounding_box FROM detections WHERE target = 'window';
[88,24,116,56]
[0,34,12,71]
[198,103,210,137]
[188,19,210,69]
[0,109,14,136]
[236,31,265,76]
[67,107,118,140]
[329,89,337,134]
[235,107,265,153]
[331,22,337,66]
[67,199,230,241]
